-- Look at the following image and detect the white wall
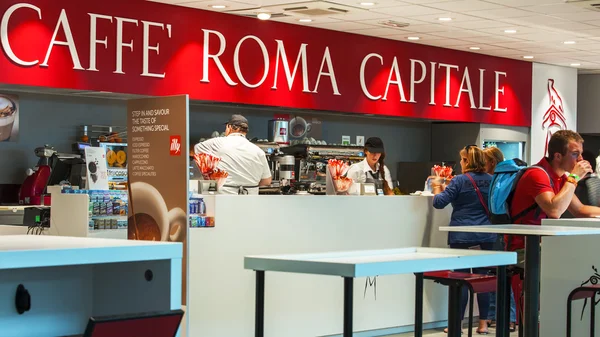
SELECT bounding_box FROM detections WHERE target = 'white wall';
[531,63,578,162]
[577,74,600,135]
[187,195,453,337]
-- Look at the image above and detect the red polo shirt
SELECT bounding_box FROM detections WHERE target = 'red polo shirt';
[506,158,566,251]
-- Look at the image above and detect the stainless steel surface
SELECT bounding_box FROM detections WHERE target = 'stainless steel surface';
[267,119,289,144]
[0,208,25,226]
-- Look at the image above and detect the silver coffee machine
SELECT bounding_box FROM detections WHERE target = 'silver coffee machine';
[267,119,289,145]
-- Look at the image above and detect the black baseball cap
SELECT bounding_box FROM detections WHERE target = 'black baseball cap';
[225,114,249,128]
[365,137,385,153]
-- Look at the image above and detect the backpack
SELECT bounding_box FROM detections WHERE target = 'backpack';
[488,159,554,224]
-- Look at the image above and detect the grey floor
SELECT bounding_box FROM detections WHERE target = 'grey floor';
[387,325,519,336]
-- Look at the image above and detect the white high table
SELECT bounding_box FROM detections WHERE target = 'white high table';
[244,247,516,337]
[0,235,182,337]
[440,225,600,337]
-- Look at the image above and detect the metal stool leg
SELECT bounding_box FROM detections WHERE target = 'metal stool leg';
[468,285,474,337]
[591,292,596,337]
[567,289,576,337]
[448,284,463,337]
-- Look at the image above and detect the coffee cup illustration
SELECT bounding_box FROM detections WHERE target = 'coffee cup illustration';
[128,182,185,242]
[289,116,312,138]
[0,95,17,142]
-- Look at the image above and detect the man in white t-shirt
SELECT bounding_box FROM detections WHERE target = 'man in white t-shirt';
[194,115,272,195]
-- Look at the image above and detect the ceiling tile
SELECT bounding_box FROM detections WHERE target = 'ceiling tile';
[408,12,482,23]
[371,4,446,16]
[312,21,375,31]
[352,17,428,26]
[335,10,393,20]
[424,0,506,12]
[442,19,510,30]
[400,0,455,3]
[350,27,408,37]
[475,25,539,35]
[399,24,453,33]
[462,34,525,44]
[430,30,490,39]
[172,0,258,10]
[549,11,600,22]
[464,7,534,20]
[481,0,564,6]
[271,15,341,25]
[545,21,599,32]
[497,14,566,26]
[520,3,592,15]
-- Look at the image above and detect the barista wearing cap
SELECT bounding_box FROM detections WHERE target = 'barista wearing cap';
[194,114,272,195]
[345,137,394,195]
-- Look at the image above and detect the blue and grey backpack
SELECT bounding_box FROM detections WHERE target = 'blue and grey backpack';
[488,159,553,224]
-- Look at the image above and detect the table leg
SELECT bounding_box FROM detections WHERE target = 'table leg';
[255,271,265,337]
[447,284,462,337]
[496,265,508,337]
[524,235,541,337]
[344,277,354,337]
[414,273,424,337]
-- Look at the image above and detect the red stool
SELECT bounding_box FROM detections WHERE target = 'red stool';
[424,271,497,337]
[567,285,600,337]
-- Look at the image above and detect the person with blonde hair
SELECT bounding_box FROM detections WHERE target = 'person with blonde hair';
[483,147,504,175]
[432,145,495,334]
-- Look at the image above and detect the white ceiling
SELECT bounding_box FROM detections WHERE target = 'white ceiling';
[151,0,600,73]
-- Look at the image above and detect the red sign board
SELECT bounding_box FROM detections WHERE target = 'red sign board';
[0,0,533,126]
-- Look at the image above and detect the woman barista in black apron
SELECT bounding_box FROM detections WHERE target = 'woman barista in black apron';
[345,137,394,195]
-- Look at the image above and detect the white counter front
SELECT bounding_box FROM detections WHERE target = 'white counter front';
[541,218,600,337]
[187,195,452,337]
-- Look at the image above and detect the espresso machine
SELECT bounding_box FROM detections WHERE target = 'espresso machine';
[281,144,365,194]
[19,145,83,205]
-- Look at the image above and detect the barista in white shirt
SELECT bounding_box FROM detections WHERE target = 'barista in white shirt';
[194,114,272,195]
[345,137,394,195]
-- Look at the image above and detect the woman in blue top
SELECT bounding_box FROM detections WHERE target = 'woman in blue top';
[432,145,496,335]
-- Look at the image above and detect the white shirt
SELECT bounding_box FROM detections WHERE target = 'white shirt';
[194,134,271,195]
[345,159,394,191]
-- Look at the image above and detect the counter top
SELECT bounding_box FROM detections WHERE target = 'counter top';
[440,224,600,236]
[245,247,516,277]
[0,235,181,270]
[543,218,600,226]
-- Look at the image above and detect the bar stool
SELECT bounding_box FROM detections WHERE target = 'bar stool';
[567,284,600,337]
[424,271,497,337]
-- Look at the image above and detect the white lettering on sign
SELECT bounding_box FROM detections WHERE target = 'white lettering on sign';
[410,59,426,104]
[382,57,407,102]
[114,17,138,74]
[88,13,113,72]
[272,40,309,92]
[479,69,491,111]
[141,20,171,78]
[494,71,507,112]
[233,35,269,88]
[201,29,238,86]
[312,47,340,96]
[360,53,383,100]
[1,3,42,66]
[41,9,83,70]
[455,67,475,109]
[1,5,170,75]
[357,56,508,111]
[0,4,515,113]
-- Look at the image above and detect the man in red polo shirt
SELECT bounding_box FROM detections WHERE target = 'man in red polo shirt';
[508,130,600,258]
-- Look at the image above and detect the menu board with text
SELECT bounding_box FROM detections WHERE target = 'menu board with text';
[127,95,189,304]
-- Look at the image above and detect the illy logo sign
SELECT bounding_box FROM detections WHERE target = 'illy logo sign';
[542,79,567,156]
[170,136,181,156]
